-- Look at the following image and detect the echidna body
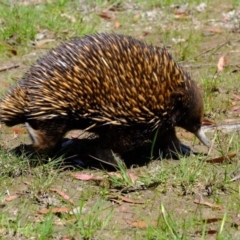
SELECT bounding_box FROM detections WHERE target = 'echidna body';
[0,33,210,157]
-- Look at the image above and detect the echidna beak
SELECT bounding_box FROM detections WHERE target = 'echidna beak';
[194,128,211,147]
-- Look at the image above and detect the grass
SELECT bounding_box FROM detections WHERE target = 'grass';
[1,0,240,239]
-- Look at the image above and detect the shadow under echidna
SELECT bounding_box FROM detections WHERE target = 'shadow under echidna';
[0,33,210,164]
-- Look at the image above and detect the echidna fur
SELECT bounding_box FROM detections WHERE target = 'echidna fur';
[0,33,210,158]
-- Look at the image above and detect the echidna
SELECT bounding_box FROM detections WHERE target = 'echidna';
[0,33,210,159]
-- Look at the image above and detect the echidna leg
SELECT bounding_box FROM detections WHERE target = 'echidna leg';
[157,128,192,158]
[92,127,128,165]
[25,120,68,152]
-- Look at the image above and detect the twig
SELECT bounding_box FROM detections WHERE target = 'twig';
[184,63,240,68]
[0,64,19,72]
[180,39,240,63]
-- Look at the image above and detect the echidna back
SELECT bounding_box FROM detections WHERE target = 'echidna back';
[1,34,189,131]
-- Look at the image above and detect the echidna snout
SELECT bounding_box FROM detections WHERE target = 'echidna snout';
[175,78,210,148]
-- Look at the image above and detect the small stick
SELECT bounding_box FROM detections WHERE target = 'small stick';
[0,64,19,72]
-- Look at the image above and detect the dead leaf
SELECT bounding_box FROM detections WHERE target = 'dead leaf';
[23,181,31,186]
[202,218,222,224]
[202,118,215,126]
[50,188,74,205]
[99,11,115,20]
[9,49,17,56]
[11,127,26,134]
[133,14,140,20]
[115,21,121,29]
[125,219,157,228]
[71,173,103,182]
[206,153,236,163]
[108,195,145,204]
[109,198,122,205]
[195,229,217,235]
[37,207,71,215]
[194,199,224,210]
[5,195,18,202]
[217,55,230,72]
[174,13,190,19]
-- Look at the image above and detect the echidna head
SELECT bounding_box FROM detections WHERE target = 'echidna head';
[177,82,210,147]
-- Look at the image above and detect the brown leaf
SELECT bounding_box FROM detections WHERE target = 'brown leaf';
[194,199,224,210]
[71,173,103,182]
[9,49,18,56]
[37,207,71,215]
[109,195,144,204]
[217,55,230,72]
[174,13,190,19]
[61,235,74,240]
[206,153,236,163]
[195,229,217,235]
[11,127,26,134]
[133,14,140,20]
[99,11,115,20]
[5,195,18,202]
[202,118,215,126]
[109,198,122,205]
[126,219,157,228]
[23,181,31,186]
[202,218,222,224]
[50,188,74,205]
[115,21,121,29]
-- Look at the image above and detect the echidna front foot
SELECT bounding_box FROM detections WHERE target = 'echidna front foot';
[161,143,192,159]
[156,128,192,159]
